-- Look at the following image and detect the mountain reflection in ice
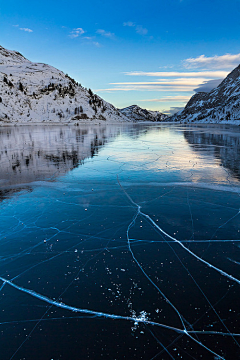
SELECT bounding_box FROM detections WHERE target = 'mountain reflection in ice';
[1,123,240,360]
[0,125,121,185]
[184,125,240,181]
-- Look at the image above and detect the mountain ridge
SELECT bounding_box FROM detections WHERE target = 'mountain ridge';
[120,105,168,122]
[169,64,240,124]
[0,45,129,124]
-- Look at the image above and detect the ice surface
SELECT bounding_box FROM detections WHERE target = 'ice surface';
[0,123,240,359]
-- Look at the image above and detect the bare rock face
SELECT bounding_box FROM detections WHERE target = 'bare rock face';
[0,45,129,124]
[120,105,168,122]
[169,65,240,123]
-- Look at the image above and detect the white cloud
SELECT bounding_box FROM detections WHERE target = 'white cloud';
[124,71,229,78]
[80,35,101,47]
[96,29,115,38]
[183,53,240,70]
[83,36,94,40]
[97,58,230,98]
[123,21,135,27]
[13,25,33,32]
[123,21,148,36]
[135,25,148,35]
[19,28,33,33]
[96,85,197,92]
[93,42,101,47]
[110,78,218,86]
[69,28,85,38]
[112,70,226,94]
[139,96,191,102]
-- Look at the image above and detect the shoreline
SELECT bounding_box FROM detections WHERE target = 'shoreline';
[0,120,240,127]
[0,120,164,127]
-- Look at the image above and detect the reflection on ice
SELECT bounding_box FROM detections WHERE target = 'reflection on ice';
[184,126,240,181]
[0,125,120,186]
[1,123,240,359]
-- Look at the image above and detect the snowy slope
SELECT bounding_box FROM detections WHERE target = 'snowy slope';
[0,45,129,124]
[169,64,240,124]
[120,105,168,122]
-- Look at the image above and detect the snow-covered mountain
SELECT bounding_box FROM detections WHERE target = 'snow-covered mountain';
[0,45,129,124]
[169,64,240,124]
[119,105,168,122]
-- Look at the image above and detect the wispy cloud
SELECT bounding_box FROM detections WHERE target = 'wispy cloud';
[93,42,101,47]
[96,75,224,93]
[139,96,191,102]
[96,29,115,38]
[110,78,220,86]
[83,36,94,40]
[123,21,135,27]
[69,28,85,38]
[96,85,198,92]
[19,28,33,33]
[183,53,240,70]
[81,35,101,47]
[135,25,148,35]
[124,71,229,78]
[96,56,231,103]
[13,25,33,32]
[109,70,226,94]
[123,21,148,36]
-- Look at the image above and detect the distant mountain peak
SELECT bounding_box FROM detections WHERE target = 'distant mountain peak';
[120,104,168,122]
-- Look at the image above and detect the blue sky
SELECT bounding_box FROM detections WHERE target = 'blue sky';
[1,0,240,114]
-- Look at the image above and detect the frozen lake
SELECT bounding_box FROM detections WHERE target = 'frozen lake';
[0,123,240,359]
